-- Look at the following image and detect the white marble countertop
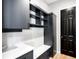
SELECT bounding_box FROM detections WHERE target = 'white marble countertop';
[2,42,34,59]
[3,42,51,59]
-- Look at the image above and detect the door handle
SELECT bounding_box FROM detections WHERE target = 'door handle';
[69,40,73,42]
[68,35,73,38]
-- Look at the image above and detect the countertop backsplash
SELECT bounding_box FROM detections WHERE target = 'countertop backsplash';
[2,28,44,52]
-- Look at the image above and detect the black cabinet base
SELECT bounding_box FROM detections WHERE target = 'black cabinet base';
[2,29,22,32]
[37,46,54,59]
[16,51,33,59]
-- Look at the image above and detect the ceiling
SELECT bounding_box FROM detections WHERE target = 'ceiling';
[43,0,59,4]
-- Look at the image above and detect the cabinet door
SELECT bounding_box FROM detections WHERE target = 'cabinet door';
[44,14,53,46]
[37,51,49,59]
[16,51,33,59]
[3,0,30,29]
[52,14,57,56]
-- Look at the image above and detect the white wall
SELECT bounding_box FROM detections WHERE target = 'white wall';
[2,28,44,49]
[49,0,76,53]
[30,0,50,13]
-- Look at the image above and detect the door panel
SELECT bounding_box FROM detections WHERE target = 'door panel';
[61,7,76,57]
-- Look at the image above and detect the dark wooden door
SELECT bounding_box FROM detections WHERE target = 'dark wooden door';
[61,7,76,57]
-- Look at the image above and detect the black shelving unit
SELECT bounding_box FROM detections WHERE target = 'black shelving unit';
[30,4,56,58]
[30,14,47,21]
[30,4,48,28]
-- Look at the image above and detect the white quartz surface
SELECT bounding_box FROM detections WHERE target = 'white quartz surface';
[2,42,34,59]
[3,42,51,59]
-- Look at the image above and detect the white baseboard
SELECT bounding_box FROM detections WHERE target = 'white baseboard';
[57,50,60,53]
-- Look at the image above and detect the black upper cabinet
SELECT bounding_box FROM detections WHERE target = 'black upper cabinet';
[2,0,30,29]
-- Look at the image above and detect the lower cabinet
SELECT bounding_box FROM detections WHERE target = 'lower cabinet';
[37,51,49,59]
[16,46,53,59]
[37,47,52,59]
[16,51,33,59]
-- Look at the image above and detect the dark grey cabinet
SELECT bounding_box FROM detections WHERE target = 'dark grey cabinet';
[52,14,57,56]
[16,51,33,59]
[44,13,56,46]
[44,13,56,57]
[37,49,50,59]
[44,14,53,46]
[3,0,30,29]
[37,51,49,59]
[37,46,53,59]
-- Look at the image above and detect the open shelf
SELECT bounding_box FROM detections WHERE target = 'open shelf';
[30,14,40,19]
[30,4,48,28]
[30,24,45,27]
[30,14,47,21]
